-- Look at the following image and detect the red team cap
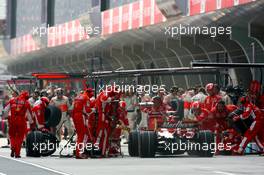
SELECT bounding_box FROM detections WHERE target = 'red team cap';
[19,91,29,99]
[119,101,126,108]
[41,97,50,105]
[205,83,214,92]
[85,88,94,97]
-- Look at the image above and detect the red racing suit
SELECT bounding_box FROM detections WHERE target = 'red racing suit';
[94,91,114,156]
[211,105,238,153]
[222,129,242,152]
[86,98,97,143]
[108,103,129,156]
[237,103,264,153]
[142,104,167,130]
[211,105,238,132]
[4,96,33,157]
[204,95,222,111]
[194,108,216,132]
[32,100,47,130]
[72,93,95,157]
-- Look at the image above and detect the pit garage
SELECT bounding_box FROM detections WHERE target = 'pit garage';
[2,0,263,91]
[0,1,264,175]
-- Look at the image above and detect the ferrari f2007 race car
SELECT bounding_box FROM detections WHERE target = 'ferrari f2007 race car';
[128,100,215,158]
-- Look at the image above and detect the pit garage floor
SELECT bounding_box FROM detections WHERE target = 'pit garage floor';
[0,139,263,175]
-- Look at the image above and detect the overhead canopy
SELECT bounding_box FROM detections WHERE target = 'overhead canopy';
[191,62,264,68]
[3,1,264,89]
[87,67,220,78]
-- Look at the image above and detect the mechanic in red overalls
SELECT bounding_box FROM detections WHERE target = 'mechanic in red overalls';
[108,101,129,156]
[32,97,50,131]
[210,101,238,154]
[72,88,95,159]
[94,86,120,157]
[191,101,216,132]
[86,89,97,145]
[4,91,34,158]
[142,96,168,130]
[204,83,222,111]
[234,96,264,154]
[248,80,264,154]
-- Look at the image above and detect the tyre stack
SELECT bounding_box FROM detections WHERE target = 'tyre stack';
[26,105,61,157]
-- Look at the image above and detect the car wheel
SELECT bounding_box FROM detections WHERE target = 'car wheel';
[196,130,214,157]
[128,131,140,157]
[44,105,62,128]
[26,131,43,157]
[40,132,58,157]
[139,131,157,158]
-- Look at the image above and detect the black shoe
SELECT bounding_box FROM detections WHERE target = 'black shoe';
[10,149,15,158]
[15,155,21,158]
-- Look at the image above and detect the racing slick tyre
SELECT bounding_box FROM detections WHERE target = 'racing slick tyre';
[196,130,214,157]
[44,105,62,128]
[128,131,140,157]
[219,150,232,155]
[139,131,157,158]
[40,132,58,157]
[26,131,43,157]
[26,131,58,157]
[187,148,198,157]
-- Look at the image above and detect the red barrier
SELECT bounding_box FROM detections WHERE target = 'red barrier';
[11,34,40,55]
[189,0,256,16]
[102,0,166,36]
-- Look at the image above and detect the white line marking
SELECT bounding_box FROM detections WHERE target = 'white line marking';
[0,172,7,175]
[0,155,72,175]
[199,167,237,175]
[214,171,237,175]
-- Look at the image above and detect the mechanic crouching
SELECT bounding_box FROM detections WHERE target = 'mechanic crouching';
[233,96,264,155]
[210,101,238,154]
[108,101,129,157]
[190,101,216,132]
[94,87,122,157]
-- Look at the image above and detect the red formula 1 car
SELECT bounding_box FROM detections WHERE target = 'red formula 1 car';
[128,100,215,158]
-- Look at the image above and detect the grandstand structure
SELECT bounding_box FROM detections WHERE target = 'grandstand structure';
[0,0,263,89]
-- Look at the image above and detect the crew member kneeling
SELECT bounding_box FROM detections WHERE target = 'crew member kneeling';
[234,96,264,154]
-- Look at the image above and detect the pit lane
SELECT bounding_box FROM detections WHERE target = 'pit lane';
[0,140,263,175]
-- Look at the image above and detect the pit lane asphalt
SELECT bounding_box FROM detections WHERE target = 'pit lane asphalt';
[0,146,263,175]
